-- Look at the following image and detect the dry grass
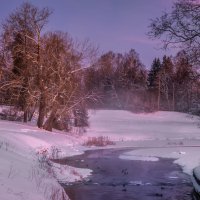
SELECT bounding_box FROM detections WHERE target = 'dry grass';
[83,136,115,147]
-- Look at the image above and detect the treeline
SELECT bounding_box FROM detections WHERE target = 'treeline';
[84,49,147,110]
[0,2,199,132]
[84,50,200,114]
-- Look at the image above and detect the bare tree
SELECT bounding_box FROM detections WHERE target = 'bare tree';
[159,56,174,110]
[0,2,52,122]
[38,32,96,131]
[0,3,97,130]
[148,0,200,65]
[173,51,199,112]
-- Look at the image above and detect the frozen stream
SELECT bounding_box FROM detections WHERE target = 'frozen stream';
[56,148,194,200]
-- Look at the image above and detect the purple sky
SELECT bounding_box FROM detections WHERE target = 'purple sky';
[0,0,177,68]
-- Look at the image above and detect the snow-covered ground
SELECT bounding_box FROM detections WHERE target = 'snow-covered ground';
[87,110,200,141]
[0,109,200,200]
[87,110,200,175]
[0,120,91,200]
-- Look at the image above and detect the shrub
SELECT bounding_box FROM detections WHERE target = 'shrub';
[83,136,115,147]
[0,107,23,121]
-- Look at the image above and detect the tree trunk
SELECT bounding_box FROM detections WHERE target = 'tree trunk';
[24,110,28,122]
[172,82,175,111]
[43,110,57,131]
[28,107,36,121]
[37,94,46,128]
[23,34,28,123]
[157,76,160,110]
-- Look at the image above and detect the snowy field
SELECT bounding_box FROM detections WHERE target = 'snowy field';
[87,110,200,175]
[87,110,200,141]
[0,109,200,200]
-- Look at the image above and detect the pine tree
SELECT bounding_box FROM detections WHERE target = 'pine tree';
[147,58,161,89]
[147,58,162,110]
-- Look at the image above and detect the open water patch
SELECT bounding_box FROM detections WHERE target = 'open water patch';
[55,148,193,200]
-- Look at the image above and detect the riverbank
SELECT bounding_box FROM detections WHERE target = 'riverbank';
[0,110,199,200]
[55,148,193,200]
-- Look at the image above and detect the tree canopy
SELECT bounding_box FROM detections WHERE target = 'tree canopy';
[148,0,200,65]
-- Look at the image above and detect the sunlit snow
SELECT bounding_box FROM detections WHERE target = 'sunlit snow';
[0,109,200,200]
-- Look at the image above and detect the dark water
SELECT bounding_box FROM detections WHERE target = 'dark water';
[55,148,193,200]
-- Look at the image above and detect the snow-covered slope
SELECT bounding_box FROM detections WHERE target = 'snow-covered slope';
[0,120,91,200]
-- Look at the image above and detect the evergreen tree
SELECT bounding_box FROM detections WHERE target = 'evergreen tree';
[147,58,161,89]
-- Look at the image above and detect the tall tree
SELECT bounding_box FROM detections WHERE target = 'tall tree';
[1,2,52,122]
[119,49,146,89]
[39,32,95,131]
[39,32,80,131]
[173,50,198,111]
[149,0,200,65]
[160,56,174,110]
[147,58,162,110]
[147,58,161,89]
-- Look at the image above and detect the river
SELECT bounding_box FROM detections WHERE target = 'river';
[55,148,194,200]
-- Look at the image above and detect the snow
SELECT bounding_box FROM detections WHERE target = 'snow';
[87,110,200,175]
[192,166,200,193]
[119,147,200,174]
[87,110,200,141]
[0,120,91,200]
[0,109,200,199]
[120,154,159,162]
[194,166,200,181]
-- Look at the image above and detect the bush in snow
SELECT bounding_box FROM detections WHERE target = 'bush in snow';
[83,136,115,147]
[0,107,23,121]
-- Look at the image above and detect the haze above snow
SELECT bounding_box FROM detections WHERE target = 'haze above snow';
[87,110,200,141]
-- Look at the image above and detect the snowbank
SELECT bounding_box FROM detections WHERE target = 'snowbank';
[0,120,91,200]
[192,166,200,193]
[119,147,200,174]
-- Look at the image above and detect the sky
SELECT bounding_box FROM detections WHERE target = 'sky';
[0,0,177,68]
